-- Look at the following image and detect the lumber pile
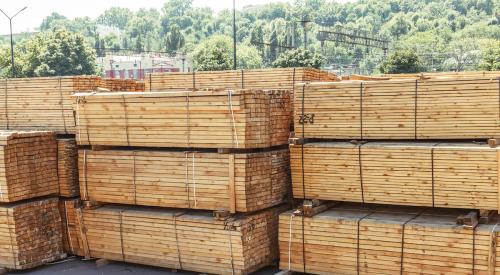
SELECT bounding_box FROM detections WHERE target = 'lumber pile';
[295,77,500,139]
[79,148,290,212]
[75,89,291,149]
[379,70,500,80]
[74,204,285,275]
[0,131,58,202]
[0,197,65,270]
[291,141,499,211]
[145,68,339,91]
[279,203,500,274]
[58,138,79,197]
[58,198,83,256]
[0,76,144,134]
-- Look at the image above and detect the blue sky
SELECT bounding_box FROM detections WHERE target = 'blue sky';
[0,0,352,35]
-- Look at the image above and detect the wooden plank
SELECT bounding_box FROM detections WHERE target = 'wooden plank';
[228,154,236,214]
[57,138,79,197]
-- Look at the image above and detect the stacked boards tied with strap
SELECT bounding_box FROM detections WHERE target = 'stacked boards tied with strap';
[75,204,286,275]
[295,77,500,140]
[291,141,500,211]
[145,67,339,91]
[0,197,65,270]
[279,203,500,275]
[0,76,144,134]
[75,89,291,149]
[0,131,58,202]
[79,148,290,213]
[58,198,83,256]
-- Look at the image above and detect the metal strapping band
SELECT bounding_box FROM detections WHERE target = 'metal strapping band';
[358,143,365,203]
[184,152,191,208]
[227,90,239,148]
[173,213,184,270]
[356,212,374,275]
[4,78,8,130]
[119,210,126,262]
[83,150,89,199]
[226,220,236,275]
[58,77,67,133]
[287,213,295,271]
[360,82,364,140]
[122,95,130,146]
[414,80,418,140]
[133,151,137,205]
[431,147,435,207]
[400,209,427,275]
[186,92,190,148]
[192,152,197,208]
[472,223,478,274]
[301,85,306,199]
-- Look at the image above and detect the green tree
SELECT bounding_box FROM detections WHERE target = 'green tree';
[192,35,233,71]
[379,50,424,74]
[237,44,264,69]
[19,30,97,77]
[40,12,68,31]
[272,48,323,69]
[165,25,185,53]
[479,42,500,71]
[0,46,24,77]
[97,7,133,29]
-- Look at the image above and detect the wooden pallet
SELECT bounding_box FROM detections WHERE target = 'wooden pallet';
[79,148,290,213]
[295,77,500,140]
[0,131,58,202]
[73,204,287,275]
[145,68,339,91]
[58,138,79,197]
[58,197,84,256]
[291,141,500,211]
[0,76,144,134]
[279,203,500,274]
[75,89,291,149]
[0,197,65,270]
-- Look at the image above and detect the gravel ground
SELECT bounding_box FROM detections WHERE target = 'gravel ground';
[6,257,279,275]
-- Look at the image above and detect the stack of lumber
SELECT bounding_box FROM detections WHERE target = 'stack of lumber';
[279,203,500,274]
[145,68,339,91]
[0,131,58,202]
[57,138,79,197]
[75,89,291,149]
[58,198,83,256]
[0,76,144,133]
[291,141,499,211]
[379,70,500,80]
[79,148,289,212]
[0,197,65,270]
[295,77,500,139]
[75,204,286,275]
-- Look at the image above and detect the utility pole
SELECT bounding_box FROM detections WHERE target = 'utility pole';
[232,0,237,70]
[298,19,311,50]
[0,7,27,77]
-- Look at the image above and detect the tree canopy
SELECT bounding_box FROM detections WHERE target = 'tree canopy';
[379,50,424,74]
[273,48,323,69]
[0,30,97,78]
[2,0,498,74]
